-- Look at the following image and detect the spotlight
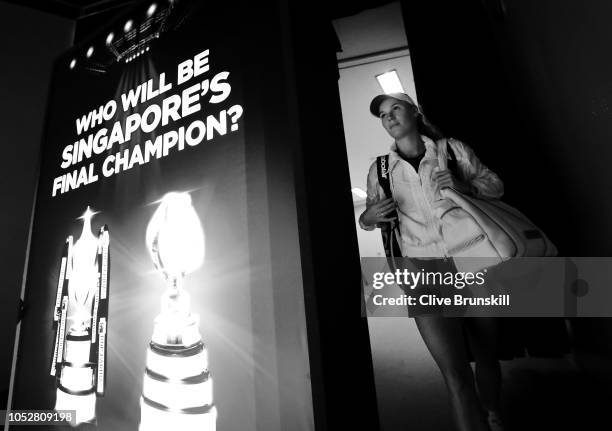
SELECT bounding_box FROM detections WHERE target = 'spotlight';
[69,59,76,69]
[106,32,114,45]
[124,20,134,32]
[140,50,144,55]
[86,46,94,58]
[146,46,150,52]
[147,3,157,17]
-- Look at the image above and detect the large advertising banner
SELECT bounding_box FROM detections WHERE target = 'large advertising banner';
[10,1,275,429]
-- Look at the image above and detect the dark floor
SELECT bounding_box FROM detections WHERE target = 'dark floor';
[502,357,612,431]
[369,318,612,431]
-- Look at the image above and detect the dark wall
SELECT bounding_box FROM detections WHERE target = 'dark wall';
[0,1,74,407]
[490,0,612,257]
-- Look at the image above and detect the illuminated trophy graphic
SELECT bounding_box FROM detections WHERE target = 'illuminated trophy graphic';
[51,207,110,425]
[139,192,217,431]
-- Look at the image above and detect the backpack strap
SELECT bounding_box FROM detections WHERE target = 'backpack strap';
[376,155,402,264]
[376,154,392,199]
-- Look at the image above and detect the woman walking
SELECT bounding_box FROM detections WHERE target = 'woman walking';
[360,92,504,431]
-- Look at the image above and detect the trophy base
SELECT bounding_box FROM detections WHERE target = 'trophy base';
[55,386,96,426]
[139,340,216,431]
[55,332,97,425]
[139,397,217,431]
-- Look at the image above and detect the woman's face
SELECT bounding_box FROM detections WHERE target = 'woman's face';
[378,98,418,139]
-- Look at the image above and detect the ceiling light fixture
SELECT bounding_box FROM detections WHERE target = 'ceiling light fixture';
[375,70,405,94]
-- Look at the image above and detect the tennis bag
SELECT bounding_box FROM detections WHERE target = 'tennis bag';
[437,139,558,260]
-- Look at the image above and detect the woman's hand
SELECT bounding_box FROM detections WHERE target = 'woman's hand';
[432,169,472,194]
[432,169,456,189]
[361,198,398,227]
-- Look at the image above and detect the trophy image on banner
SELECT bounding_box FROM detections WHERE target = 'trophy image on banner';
[50,207,110,425]
[140,192,217,431]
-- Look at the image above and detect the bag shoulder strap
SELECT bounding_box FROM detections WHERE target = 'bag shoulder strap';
[376,154,392,198]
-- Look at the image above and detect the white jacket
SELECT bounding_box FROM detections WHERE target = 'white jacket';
[359,136,504,258]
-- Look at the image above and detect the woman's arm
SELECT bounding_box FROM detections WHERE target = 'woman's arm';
[449,138,504,199]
